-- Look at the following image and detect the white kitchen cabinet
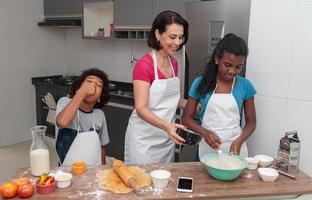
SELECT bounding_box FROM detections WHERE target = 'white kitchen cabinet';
[82,0,114,38]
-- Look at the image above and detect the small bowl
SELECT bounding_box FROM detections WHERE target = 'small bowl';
[245,157,259,170]
[258,168,279,182]
[254,155,274,167]
[71,161,86,175]
[150,170,171,188]
[55,172,72,188]
[36,181,56,195]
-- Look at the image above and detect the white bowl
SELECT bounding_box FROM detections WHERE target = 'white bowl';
[245,157,259,170]
[254,155,274,167]
[55,172,72,188]
[258,168,279,182]
[150,170,171,188]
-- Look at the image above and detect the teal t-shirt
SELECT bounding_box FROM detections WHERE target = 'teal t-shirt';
[188,75,256,123]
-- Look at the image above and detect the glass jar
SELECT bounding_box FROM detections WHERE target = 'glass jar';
[30,126,50,176]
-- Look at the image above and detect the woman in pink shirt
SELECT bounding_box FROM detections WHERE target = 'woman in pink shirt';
[124,11,189,164]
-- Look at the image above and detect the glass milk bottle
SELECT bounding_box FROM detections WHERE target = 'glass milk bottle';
[30,126,50,176]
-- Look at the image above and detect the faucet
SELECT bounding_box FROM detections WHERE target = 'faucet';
[130,52,138,64]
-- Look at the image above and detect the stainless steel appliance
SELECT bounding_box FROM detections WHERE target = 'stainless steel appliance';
[178,0,251,162]
[185,0,251,90]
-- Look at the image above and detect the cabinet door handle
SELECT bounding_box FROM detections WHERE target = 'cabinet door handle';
[106,102,134,110]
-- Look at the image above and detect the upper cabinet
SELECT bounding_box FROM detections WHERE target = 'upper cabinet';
[113,0,153,26]
[153,0,191,19]
[81,0,198,40]
[44,0,82,18]
[113,0,191,27]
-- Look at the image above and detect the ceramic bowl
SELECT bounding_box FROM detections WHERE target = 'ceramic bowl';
[36,181,56,195]
[254,155,274,167]
[258,167,279,182]
[150,170,171,188]
[55,172,72,188]
[245,157,259,170]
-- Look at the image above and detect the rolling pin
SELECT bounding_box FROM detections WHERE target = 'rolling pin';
[112,158,138,190]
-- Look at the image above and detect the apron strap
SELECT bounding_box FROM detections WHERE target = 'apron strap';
[168,56,175,77]
[152,50,159,80]
[213,77,236,94]
[152,49,176,80]
[231,77,236,94]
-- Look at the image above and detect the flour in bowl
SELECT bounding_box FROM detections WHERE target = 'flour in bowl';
[203,156,244,170]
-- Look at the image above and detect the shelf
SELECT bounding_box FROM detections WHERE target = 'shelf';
[114,29,150,40]
[83,1,114,38]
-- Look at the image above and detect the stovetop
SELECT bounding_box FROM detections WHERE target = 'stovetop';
[32,75,77,86]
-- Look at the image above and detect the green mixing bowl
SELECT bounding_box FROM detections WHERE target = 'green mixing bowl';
[200,153,248,181]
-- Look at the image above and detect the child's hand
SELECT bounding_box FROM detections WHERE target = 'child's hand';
[203,131,222,149]
[77,79,96,98]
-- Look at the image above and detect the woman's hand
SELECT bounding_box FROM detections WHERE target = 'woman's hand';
[165,123,186,145]
[230,139,243,155]
[203,130,222,149]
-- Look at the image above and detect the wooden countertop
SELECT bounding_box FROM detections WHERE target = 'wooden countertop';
[13,162,312,200]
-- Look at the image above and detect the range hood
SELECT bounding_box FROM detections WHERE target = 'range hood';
[38,17,81,27]
[38,0,82,27]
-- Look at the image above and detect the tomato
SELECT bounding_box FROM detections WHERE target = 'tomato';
[13,177,31,187]
[17,184,34,198]
[1,181,18,198]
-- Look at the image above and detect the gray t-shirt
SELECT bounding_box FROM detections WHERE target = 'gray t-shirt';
[55,97,109,146]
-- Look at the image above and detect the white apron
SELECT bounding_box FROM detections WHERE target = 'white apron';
[199,78,248,159]
[62,110,102,166]
[124,50,180,165]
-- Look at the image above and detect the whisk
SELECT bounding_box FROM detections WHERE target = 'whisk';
[217,149,239,169]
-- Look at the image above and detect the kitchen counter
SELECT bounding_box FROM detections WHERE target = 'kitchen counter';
[13,162,312,200]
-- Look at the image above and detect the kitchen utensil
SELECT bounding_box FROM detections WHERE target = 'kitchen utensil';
[150,170,171,188]
[41,92,56,124]
[276,131,300,176]
[258,168,279,182]
[112,158,138,191]
[254,155,274,167]
[200,152,247,181]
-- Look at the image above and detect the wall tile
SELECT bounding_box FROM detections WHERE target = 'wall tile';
[0,20,11,63]
[0,1,66,146]
[246,0,296,98]
[285,99,312,176]
[288,4,312,101]
[6,21,32,63]
[247,95,288,157]
[0,1,9,20]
